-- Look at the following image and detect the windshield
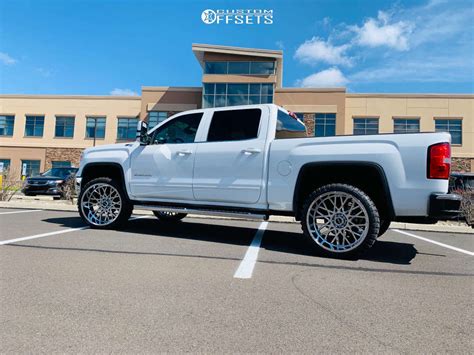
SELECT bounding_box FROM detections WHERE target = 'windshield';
[41,168,78,178]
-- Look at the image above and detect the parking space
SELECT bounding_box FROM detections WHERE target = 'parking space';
[0,208,473,353]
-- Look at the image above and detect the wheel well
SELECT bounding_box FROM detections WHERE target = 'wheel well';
[81,163,127,196]
[293,163,394,221]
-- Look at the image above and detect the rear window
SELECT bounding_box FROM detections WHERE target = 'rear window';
[276,110,307,139]
[207,108,261,142]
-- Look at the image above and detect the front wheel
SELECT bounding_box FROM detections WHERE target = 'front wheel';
[78,177,132,229]
[153,211,187,222]
[300,183,380,258]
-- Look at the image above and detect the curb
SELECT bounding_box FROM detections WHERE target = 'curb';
[0,201,472,234]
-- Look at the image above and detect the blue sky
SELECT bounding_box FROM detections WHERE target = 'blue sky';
[0,0,473,95]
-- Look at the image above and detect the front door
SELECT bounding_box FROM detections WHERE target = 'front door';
[129,112,203,201]
[192,107,268,204]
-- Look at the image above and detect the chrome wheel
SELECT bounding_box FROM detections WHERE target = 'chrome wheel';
[80,183,122,226]
[306,191,369,253]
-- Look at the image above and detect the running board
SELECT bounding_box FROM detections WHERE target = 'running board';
[134,205,268,220]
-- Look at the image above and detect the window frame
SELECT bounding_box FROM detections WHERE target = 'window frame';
[21,159,41,177]
[393,117,420,134]
[54,116,75,138]
[85,116,107,139]
[0,115,15,136]
[434,118,463,146]
[353,117,379,135]
[148,111,169,129]
[314,113,336,137]
[24,115,45,137]
[0,158,11,173]
[116,117,139,141]
[204,60,276,75]
[202,83,274,108]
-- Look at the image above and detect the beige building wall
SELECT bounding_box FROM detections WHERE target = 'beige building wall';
[346,94,474,171]
[0,95,141,174]
[140,87,202,120]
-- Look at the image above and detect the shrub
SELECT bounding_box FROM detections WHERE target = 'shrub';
[0,168,22,201]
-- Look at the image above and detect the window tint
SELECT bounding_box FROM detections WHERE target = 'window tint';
[276,110,307,139]
[207,109,261,142]
[152,113,203,144]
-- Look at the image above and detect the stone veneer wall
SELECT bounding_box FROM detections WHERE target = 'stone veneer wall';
[452,158,473,173]
[303,113,315,137]
[45,148,83,169]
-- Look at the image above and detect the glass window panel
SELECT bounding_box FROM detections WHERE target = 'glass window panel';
[207,109,261,142]
[250,61,275,75]
[353,118,379,135]
[260,84,274,95]
[260,95,273,104]
[227,84,248,95]
[52,161,71,168]
[249,84,261,95]
[203,95,214,108]
[214,95,226,107]
[228,61,250,74]
[227,95,248,106]
[204,62,227,74]
[86,117,106,138]
[55,116,75,137]
[117,118,138,140]
[203,83,215,95]
[25,116,44,137]
[249,96,260,105]
[21,160,41,177]
[152,113,203,144]
[215,84,226,95]
[275,110,307,139]
[435,119,462,145]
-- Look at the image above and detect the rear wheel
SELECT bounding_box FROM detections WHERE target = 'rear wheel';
[300,183,380,258]
[78,177,132,229]
[153,211,187,222]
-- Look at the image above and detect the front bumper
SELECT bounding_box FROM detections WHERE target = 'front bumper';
[22,186,62,196]
[428,193,462,220]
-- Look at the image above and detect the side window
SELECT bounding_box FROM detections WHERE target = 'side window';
[207,109,261,142]
[152,113,203,144]
[275,110,307,139]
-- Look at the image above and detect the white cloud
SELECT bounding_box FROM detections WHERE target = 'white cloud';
[351,11,414,51]
[294,37,352,66]
[0,52,17,65]
[110,88,139,96]
[297,67,349,88]
[275,41,284,50]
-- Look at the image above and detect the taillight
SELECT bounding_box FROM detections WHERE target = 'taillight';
[427,142,451,179]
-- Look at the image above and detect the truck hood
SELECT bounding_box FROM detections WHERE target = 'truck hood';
[83,141,139,154]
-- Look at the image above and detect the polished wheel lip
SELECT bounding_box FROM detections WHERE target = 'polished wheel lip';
[306,191,369,253]
[80,183,122,226]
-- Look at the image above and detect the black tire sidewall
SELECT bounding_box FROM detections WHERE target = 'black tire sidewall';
[153,211,187,221]
[300,183,380,258]
[78,177,132,229]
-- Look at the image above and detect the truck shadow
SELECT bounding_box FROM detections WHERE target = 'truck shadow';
[38,215,435,265]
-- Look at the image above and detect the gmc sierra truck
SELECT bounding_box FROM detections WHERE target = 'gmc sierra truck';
[76,104,461,257]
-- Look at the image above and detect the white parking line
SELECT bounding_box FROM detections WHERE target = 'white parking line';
[392,229,474,256]
[234,221,268,279]
[0,215,150,246]
[0,209,42,215]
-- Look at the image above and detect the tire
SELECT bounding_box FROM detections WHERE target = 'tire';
[153,211,187,222]
[378,218,391,238]
[78,177,132,229]
[300,183,380,258]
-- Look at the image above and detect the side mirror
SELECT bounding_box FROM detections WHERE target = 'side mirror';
[136,120,149,145]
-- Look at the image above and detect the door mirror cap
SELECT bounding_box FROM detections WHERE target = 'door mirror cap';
[136,120,149,145]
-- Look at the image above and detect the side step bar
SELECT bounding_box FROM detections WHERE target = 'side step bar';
[134,205,268,221]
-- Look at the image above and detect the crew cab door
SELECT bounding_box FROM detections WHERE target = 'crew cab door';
[129,112,204,200]
[192,107,268,204]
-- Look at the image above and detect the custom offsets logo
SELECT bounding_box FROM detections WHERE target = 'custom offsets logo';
[201,9,273,25]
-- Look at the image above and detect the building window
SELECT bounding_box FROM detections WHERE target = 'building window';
[315,113,336,137]
[52,161,72,168]
[21,160,41,177]
[435,119,462,145]
[117,117,139,140]
[203,83,273,108]
[0,115,14,136]
[393,118,420,133]
[148,111,168,128]
[55,116,75,137]
[204,61,275,75]
[353,118,379,135]
[25,115,45,137]
[85,117,106,139]
[0,159,11,173]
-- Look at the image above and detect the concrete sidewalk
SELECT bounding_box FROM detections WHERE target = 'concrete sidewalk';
[1,195,472,234]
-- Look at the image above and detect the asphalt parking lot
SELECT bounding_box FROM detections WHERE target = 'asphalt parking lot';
[1,208,473,353]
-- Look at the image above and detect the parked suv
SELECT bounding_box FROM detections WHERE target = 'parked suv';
[22,167,78,197]
[75,104,461,258]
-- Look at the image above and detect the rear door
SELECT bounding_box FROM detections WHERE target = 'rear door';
[192,107,269,204]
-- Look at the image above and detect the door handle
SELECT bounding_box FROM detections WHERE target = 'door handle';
[242,148,261,155]
[177,150,192,156]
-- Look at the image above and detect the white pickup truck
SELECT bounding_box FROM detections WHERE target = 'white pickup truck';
[76,104,461,257]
